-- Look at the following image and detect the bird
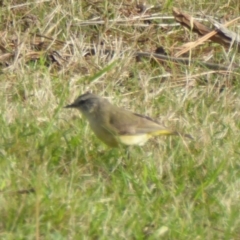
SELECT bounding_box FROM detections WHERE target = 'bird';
[65,92,192,147]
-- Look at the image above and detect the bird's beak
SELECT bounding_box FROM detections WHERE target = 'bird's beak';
[64,103,76,108]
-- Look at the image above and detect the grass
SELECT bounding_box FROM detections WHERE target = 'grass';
[1,0,240,239]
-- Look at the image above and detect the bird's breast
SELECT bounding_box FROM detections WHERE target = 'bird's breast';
[88,119,119,147]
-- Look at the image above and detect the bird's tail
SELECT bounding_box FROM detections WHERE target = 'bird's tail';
[151,130,193,140]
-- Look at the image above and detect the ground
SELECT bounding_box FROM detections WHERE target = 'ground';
[1,0,240,239]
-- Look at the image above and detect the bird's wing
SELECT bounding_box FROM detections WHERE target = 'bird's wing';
[108,108,172,135]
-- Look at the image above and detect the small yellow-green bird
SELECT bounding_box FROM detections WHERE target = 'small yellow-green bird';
[65,92,192,147]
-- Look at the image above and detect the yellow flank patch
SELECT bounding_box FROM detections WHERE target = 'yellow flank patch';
[118,130,174,146]
[118,134,151,146]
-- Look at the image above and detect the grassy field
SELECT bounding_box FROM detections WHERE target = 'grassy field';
[1,0,240,239]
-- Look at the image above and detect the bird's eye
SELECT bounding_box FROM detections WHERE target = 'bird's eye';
[79,99,86,104]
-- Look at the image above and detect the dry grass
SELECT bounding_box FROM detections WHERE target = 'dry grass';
[1,0,240,239]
